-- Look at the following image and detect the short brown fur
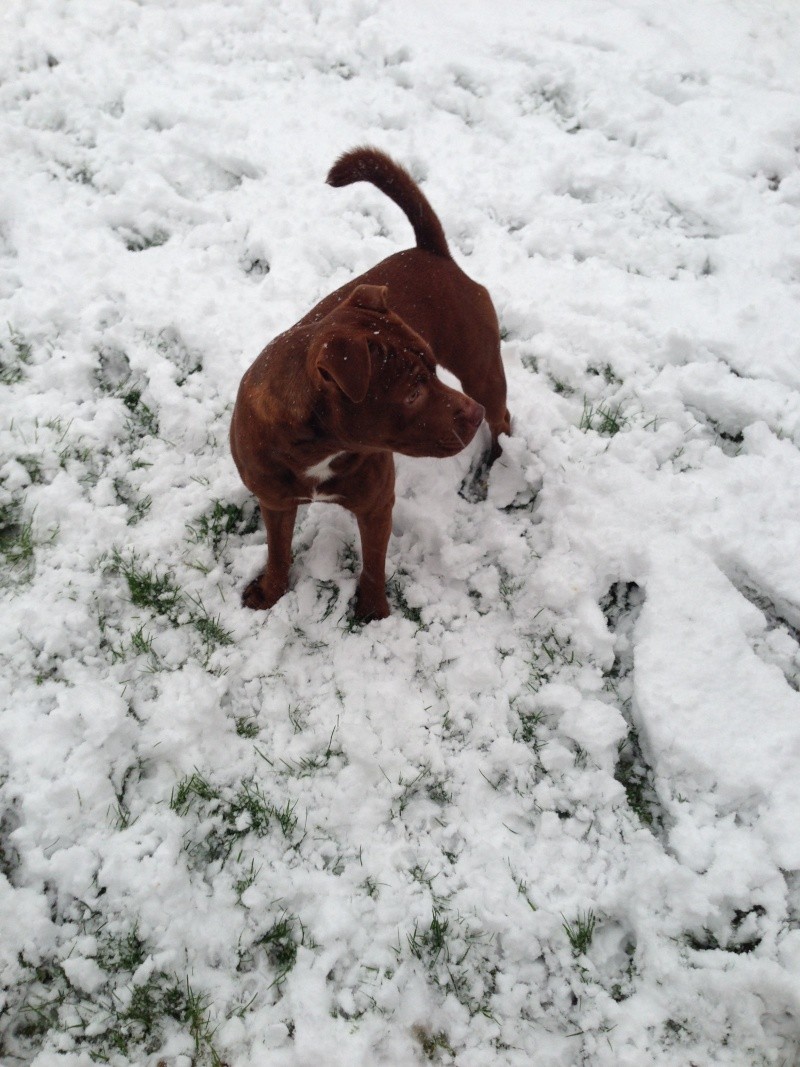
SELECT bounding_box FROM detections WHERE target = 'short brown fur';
[230,147,510,621]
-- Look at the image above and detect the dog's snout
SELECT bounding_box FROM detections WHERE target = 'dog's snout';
[459,397,485,432]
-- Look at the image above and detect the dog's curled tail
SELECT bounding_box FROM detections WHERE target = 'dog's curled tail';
[326,146,450,259]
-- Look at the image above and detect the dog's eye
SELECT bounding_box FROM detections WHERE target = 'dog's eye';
[406,382,424,405]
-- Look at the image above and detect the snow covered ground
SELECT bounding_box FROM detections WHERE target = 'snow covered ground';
[2,0,800,1063]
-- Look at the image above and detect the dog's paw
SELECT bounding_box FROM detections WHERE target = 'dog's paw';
[242,575,286,611]
[458,454,491,503]
[353,588,391,623]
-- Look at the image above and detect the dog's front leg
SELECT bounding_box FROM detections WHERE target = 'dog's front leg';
[242,503,298,610]
[353,500,394,622]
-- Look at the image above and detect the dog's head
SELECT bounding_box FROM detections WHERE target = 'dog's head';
[308,284,484,458]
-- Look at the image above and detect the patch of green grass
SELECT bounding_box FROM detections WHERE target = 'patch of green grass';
[527,627,578,691]
[315,578,342,621]
[0,501,56,585]
[99,614,161,670]
[0,797,18,880]
[615,728,660,829]
[17,455,44,484]
[234,859,260,901]
[171,770,220,811]
[410,863,436,890]
[237,912,314,992]
[171,771,298,864]
[110,800,133,831]
[258,914,299,981]
[280,722,342,777]
[562,910,596,956]
[550,376,574,397]
[361,876,381,899]
[96,927,148,973]
[579,397,628,435]
[610,944,638,1002]
[387,574,425,629]
[112,549,182,621]
[13,935,224,1065]
[507,863,537,913]
[0,501,34,566]
[110,973,219,1061]
[187,594,234,649]
[588,362,622,386]
[521,354,538,376]
[573,745,589,769]
[426,777,451,805]
[286,704,307,733]
[618,760,654,825]
[121,386,159,437]
[514,703,545,747]
[108,758,145,832]
[92,355,159,445]
[187,499,260,556]
[113,477,152,525]
[413,1025,456,1061]
[408,908,454,966]
[107,552,232,663]
[235,717,259,739]
[39,418,95,478]
[130,624,155,657]
[405,906,495,1018]
[664,1017,689,1038]
[389,765,441,818]
[0,325,33,384]
[498,569,520,605]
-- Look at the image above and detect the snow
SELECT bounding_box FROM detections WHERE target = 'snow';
[2,0,800,1063]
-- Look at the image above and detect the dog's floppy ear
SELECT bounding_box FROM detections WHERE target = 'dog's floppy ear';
[313,334,371,403]
[345,284,389,313]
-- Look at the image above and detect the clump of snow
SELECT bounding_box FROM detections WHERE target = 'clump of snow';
[2,0,800,1064]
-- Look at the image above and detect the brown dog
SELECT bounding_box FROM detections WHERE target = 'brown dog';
[230,147,510,621]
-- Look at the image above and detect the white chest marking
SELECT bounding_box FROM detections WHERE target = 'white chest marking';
[304,451,344,484]
[300,451,344,504]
